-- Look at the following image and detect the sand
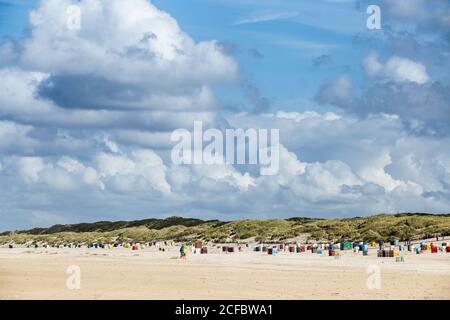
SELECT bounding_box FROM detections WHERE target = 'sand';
[1,246,449,300]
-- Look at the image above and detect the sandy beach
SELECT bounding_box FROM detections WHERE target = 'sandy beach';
[1,246,449,300]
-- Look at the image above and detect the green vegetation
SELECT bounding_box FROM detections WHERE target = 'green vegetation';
[1,213,449,245]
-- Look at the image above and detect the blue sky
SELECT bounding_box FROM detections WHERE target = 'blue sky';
[0,1,36,37]
[0,0,449,230]
[151,0,369,113]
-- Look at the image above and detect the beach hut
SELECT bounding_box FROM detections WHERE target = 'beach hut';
[362,244,369,256]
[341,242,352,250]
[328,249,339,256]
[357,242,365,251]
[201,247,208,254]
[378,249,396,257]
[195,241,203,249]
[431,244,438,253]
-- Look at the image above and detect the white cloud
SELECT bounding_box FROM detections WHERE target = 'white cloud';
[0,69,53,117]
[0,0,239,141]
[234,11,298,25]
[363,53,430,84]
[276,111,341,122]
[2,109,450,229]
[0,0,449,230]
[22,0,238,85]
[315,74,353,105]
[96,150,171,194]
[15,157,46,183]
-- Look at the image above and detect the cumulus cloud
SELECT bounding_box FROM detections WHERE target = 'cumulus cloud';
[380,0,450,33]
[339,0,449,135]
[1,0,450,230]
[0,0,238,134]
[2,110,450,229]
[21,0,238,89]
[315,74,353,106]
[363,53,429,84]
[315,53,448,133]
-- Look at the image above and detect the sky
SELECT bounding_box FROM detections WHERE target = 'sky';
[0,0,449,230]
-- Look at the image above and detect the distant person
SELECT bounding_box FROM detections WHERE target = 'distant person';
[180,244,187,259]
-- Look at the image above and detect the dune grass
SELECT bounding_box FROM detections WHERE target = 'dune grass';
[1,213,449,245]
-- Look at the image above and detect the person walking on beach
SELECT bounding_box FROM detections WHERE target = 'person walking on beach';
[180,243,187,260]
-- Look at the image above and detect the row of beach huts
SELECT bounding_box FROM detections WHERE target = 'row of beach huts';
[5,239,450,257]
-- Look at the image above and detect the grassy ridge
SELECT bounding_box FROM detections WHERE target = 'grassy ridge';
[6,216,215,235]
[1,213,450,245]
